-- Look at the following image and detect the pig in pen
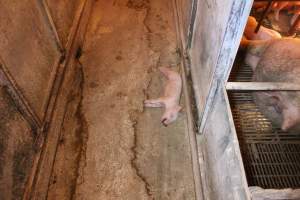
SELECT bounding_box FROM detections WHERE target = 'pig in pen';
[226,4,300,193]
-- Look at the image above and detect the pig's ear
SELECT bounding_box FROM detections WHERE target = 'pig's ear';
[281,107,300,131]
[269,95,282,113]
[263,92,282,108]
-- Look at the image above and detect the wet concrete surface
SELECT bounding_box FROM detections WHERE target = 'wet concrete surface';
[46,62,88,200]
[71,0,196,199]
[0,86,36,200]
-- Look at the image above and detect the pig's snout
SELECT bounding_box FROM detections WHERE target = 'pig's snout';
[281,106,300,131]
[160,105,182,126]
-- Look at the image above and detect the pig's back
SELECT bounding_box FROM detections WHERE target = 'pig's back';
[253,38,300,83]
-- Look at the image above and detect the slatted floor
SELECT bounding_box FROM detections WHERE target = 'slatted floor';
[228,60,300,189]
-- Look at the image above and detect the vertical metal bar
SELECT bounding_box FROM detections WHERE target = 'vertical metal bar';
[187,0,198,49]
[289,14,300,35]
[255,0,274,33]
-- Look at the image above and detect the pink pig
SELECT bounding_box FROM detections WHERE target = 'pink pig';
[144,67,182,126]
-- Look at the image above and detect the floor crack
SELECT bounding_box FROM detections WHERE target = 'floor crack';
[129,116,153,199]
[127,2,163,199]
[71,61,89,199]
[143,3,152,34]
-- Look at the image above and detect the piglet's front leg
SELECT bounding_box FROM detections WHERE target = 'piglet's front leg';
[144,98,165,108]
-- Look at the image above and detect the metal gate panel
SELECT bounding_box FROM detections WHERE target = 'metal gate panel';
[188,0,253,132]
[199,86,251,200]
[189,0,234,127]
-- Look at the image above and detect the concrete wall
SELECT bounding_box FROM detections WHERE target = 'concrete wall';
[199,87,250,200]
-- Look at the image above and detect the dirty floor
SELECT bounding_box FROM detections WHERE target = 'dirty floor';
[73,0,196,200]
[0,86,36,200]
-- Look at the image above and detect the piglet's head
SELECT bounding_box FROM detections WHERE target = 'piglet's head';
[161,105,182,126]
[269,93,300,132]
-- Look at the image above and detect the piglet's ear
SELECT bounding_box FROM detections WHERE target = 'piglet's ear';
[269,96,283,113]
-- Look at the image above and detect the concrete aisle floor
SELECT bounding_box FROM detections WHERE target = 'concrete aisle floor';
[74,1,196,199]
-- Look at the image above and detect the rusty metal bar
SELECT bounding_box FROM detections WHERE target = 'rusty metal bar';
[255,0,274,33]
[289,14,300,35]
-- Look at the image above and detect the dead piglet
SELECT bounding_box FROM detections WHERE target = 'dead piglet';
[250,38,300,131]
[144,67,182,126]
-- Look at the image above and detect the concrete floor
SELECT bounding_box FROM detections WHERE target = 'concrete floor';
[0,87,36,200]
[71,0,196,199]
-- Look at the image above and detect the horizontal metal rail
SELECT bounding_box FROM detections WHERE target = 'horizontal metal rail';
[226,82,300,91]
